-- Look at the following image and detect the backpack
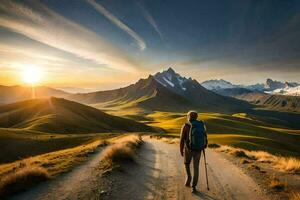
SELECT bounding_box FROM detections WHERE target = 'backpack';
[187,120,206,151]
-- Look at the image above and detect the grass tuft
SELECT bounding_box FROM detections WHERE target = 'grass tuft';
[248,164,260,171]
[230,150,250,159]
[269,176,286,191]
[290,192,300,200]
[217,145,300,173]
[208,143,221,149]
[0,167,50,197]
[240,159,250,164]
[274,157,300,174]
[101,135,143,169]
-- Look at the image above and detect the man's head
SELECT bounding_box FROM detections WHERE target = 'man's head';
[187,111,198,121]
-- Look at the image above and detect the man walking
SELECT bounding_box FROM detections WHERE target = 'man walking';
[180,111,208,193]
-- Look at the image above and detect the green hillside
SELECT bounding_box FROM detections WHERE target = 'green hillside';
[0,97,155,134]
[0,128,109,164]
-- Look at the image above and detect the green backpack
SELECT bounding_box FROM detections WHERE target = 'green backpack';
[187,120,206,151]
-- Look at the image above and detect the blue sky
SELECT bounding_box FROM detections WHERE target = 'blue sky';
[0,0,299,89]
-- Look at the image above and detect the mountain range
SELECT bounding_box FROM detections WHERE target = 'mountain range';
[201,78,300,95]
[1,68,300,114]
[234,92,300,113]
[68,68,251,113]
[202,79,300,112]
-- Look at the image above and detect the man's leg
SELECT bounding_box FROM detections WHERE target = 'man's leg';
[184,148,192,186]
[192,151,201,188]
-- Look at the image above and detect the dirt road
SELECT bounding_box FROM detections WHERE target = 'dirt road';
[11,138,269,200]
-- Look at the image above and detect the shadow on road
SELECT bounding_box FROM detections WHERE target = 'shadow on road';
[193,191,220,200]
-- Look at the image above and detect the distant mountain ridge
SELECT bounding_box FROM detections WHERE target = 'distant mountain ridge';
[202,78,300,96]
[235,92,300,113]
[200,78,300,112]
[0,85,69,104]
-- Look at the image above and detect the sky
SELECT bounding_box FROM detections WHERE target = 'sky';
[0,0,300,90]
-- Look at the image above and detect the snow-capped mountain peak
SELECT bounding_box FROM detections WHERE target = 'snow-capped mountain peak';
[201,79,236,90]
[268,85,300,96]
[154,67,191,92]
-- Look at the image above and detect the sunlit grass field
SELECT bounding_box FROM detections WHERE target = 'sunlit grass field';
[145,111,300,157]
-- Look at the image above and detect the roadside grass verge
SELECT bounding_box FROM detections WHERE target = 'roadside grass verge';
[208,143,221,148]
[0,138,109,198]
[290,192,300,200]
[0,167,50,198]
[269,176,286,191]
[0,129,110,164]
[100,135,143,170]
[274,157,300,173]
[214,145,300,174]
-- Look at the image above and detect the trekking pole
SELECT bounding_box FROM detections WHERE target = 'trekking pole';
[203,149,210,190]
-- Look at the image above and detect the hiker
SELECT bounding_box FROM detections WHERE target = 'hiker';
[180,111,208,193]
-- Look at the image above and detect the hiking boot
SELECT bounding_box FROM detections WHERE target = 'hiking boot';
[185,182,190,187]
[185,179,191,187]
[191,186,197,193]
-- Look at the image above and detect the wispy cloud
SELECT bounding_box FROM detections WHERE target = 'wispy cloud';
[87,0,146,51]
[0,0,139,72]
[135,1,163,41]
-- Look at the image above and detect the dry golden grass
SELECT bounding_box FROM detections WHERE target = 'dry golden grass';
[240,159,250,164]
[274,157,300,174]
[216,145,236,153]
[160,137,180,144]
[0,138,111,198]
[0,166,50,197]
[100,135,143,169]
[216,145,300,173]
[208,143,221,148]
[0,139,108,181]
[230,149,251,159]
[269,176,286,191]
[248,164,261,171]
[290,192,300,200]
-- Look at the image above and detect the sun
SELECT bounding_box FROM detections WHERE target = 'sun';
[22,66,42,85]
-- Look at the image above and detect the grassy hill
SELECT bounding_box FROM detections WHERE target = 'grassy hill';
[0,85,68,104]
[0,97,155,134]
[0,128,111,164]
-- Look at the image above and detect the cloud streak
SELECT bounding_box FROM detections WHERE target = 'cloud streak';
[0,0,139,72]
[135,1,163,41]
[87,0,146,51]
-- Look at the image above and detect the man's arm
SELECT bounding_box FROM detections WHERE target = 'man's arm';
[180,124,187,156]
